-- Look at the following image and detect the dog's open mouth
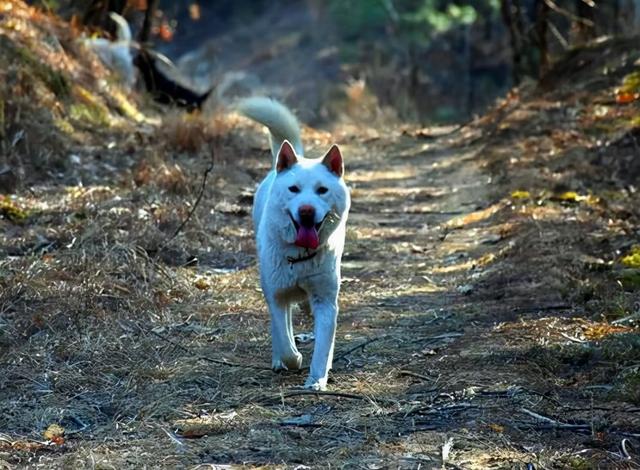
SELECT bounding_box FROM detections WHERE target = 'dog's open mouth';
[290,214,324,250]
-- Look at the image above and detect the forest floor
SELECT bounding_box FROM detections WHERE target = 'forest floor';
[2,2,640,469]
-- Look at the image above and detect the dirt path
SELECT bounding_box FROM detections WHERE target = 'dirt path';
[3,102,639,468]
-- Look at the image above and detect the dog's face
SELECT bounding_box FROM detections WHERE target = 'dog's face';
[269,141,350,249]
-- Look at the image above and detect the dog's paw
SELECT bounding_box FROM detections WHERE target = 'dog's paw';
[304,376,327,391]
[272,352,303,371]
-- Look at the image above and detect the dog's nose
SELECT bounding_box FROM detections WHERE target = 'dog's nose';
[298,205,316,228]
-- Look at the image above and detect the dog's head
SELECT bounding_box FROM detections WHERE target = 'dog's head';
[270,140,350,249]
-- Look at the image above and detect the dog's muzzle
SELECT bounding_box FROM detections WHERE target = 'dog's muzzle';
[290,205,324,250]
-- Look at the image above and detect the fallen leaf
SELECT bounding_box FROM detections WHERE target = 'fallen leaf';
[556,191,580,202]
[621,246,640,268]
[488,423,505,433]
[583,323,631,340]
[43,424,65,443]
[615,91,637,104]
[511,190,531,200]
[193,278,210,290]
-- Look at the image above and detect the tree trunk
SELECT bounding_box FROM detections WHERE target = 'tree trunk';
[575,0,596,42]
[501,0,524,84]
[138,0,159,45]
[536,0,550,78]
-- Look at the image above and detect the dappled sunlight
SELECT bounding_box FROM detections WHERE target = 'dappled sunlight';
[347,166,416,184]
[445,202,504,229]
[351,185,447,201]
[431,252,496,274]
[350,226,416,241]
[2,1,640,467]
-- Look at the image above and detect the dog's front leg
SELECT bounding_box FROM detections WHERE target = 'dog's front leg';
[305,295,338,390]
[267,298,302,371]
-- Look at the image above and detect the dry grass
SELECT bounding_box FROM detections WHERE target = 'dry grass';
[160,112,214,154]
[1,4,640,468]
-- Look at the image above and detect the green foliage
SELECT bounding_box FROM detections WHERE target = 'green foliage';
[328,0,499,46]
[403,1,477,34]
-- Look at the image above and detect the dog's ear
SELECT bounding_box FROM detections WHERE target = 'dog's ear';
[322,144,344,178]
[276,140,298,173]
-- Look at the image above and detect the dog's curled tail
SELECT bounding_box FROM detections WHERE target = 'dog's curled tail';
[108,12,132,43]
[237,97,304,160]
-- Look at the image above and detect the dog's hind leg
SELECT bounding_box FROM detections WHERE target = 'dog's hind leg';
[268,299,302,371]
[305,295,338,390]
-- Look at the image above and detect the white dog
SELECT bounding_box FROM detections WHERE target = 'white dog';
[238,97,350,390]
[83,12,136,89]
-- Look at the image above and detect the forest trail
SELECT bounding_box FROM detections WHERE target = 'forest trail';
[3,101,640,467]
[1,4,640,466]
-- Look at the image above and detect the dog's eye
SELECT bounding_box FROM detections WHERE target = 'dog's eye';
[288,185,301,193]
[316,186,329,195]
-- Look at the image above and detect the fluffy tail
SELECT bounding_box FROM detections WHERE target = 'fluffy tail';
[237,97,304,160]
[109,12,132,43]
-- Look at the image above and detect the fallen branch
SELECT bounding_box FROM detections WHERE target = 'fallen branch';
[520,407,590,430]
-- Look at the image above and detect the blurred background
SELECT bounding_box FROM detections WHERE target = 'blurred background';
[26,0,640,124]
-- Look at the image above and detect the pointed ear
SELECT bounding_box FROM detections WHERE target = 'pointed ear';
[322,144,344,178]
[276,140,298,173]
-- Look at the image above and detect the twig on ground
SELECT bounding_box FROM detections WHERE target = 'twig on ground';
[512,304,571,315]
[408,332,464,344]
[157,143,216,254]
[282,390,372,400]
[561,406,640,413]
[620,438,632,460]
[333,336,387,363]
[399,370,437,382]
[612,312,640,325]
[258,389,398,406]
[148,327,270,370]
[560,332,586,343]
[160,426,185,447]
[398,313,453,329]
[520,407,589,430]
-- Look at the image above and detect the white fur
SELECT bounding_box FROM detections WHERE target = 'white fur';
[82,13,135,90]
[238,97,350,390]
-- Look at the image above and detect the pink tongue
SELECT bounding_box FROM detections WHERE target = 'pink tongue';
[295,226,319,249]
